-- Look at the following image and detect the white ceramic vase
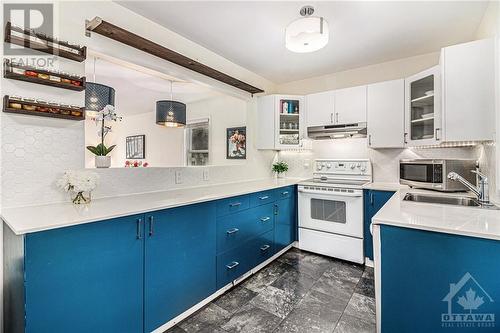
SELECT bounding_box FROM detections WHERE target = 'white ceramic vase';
[277,172,286,179]
[95,156,111,168]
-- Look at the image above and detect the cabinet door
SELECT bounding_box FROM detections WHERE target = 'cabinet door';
[275,95,305,150]
[405,65,441,146]
[335,85,367,124]
[441,38,495,142]
[25,215,145,333]
[364,190,394,261]
[305,90,335,127]
[274,196,296,253]
[367,79,405,148]
[144,202,216,332]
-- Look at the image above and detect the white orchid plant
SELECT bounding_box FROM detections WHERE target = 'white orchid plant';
[87,105,122,156]
[57,170,100,204]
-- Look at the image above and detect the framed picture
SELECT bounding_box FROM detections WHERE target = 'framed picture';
[126,135,145,159]
[226,127,246,159]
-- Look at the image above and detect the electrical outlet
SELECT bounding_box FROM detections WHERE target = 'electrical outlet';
[203,169,209,181]
[175,170,182,184]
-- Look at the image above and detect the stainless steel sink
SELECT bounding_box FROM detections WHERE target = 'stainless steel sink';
[403,193,481,207]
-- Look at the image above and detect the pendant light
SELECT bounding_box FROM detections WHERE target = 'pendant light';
[156,81,186,128]
[285,5,329,53]
[85,57,116,113]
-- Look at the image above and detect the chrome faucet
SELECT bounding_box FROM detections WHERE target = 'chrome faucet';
[447,170,491,205]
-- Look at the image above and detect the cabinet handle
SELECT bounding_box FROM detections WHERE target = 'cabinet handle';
[226,228,239,234]
[149,216,154,236]
[229,202,241,207]
[281,191,289,196]
[136,218,142,239]
[435,128,440,141]
[260,245,270,251]
[260,216,271,222]
[370,192,374,205]
[336,113,339,124]
[259,196,269,200]
[274,204,278,215]
[368,134,372,146]
[330,112,333,123]
[226,261,239,270]
[404,133,408,144]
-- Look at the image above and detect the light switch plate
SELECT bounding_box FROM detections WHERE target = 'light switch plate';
[203,169,209,181]
[175,170,182,184]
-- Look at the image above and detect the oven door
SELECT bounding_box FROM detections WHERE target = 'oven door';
[298,187,363,238]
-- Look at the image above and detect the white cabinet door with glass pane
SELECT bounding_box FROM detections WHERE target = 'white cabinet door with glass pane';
[274,95,305,149]
[404,65,441,146]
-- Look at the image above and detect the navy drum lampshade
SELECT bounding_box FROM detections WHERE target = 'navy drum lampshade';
[156,100,186,127]
[85,82,116,112]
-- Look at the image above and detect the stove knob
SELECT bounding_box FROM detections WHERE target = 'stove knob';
[316,163,323,170]
[357,163,361,168]
[350,163,356,169]
[360,165,367,172]
[326,163,332,169]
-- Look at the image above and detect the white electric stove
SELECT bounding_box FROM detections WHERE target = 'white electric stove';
[298,159,372,264]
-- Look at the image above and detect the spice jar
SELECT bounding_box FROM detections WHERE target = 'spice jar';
[25,70,38,77]
[37,73,49,80]
[49,75,61,82]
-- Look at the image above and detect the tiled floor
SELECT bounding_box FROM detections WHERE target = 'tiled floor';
[166,248,376,333]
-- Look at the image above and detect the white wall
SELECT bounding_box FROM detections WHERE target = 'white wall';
[187,95,247,166]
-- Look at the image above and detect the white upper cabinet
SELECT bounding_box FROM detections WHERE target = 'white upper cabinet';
[367,79,405,148]
[404,65,441,146]
[335,85,367,124]
[305,90,335,127]
[441,38,495,142]
[256,94,305,150]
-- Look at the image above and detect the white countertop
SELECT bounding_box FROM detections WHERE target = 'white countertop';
[372,189,500,241]
[362,182,408,192]
[1,178,302,235]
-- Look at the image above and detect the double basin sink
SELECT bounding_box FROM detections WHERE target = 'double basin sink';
[403,193,499,210]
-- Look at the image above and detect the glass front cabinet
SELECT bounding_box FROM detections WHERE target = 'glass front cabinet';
[404,65,441,146]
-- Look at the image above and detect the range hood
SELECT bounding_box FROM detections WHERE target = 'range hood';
[307,122,367,140]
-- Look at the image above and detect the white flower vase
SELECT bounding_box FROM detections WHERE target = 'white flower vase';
[277,172,286,179]
[95,156,111,168]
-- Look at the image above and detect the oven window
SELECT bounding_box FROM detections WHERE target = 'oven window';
[311,198,346,224]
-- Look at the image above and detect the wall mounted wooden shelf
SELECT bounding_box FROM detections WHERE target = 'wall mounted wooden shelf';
[4,22,86,62]
[3,60,86,92]
[85,17,264,95]
[3,95,85,121]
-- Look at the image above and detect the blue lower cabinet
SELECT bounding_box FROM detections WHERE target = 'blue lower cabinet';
[253,229,275,266]
[363,189,394,260]
[380,225,500,333]
[24,214,145,333]
[216,240,255,289]
[274,188,296,253]
[216,203,274,254]
[144,202,216,333]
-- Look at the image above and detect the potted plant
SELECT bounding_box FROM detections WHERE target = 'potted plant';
[272,161,289,178]
[87,105,122,168]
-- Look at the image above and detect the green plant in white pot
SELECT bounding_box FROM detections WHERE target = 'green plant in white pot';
[272,161,289,179]
[87,105,121,168]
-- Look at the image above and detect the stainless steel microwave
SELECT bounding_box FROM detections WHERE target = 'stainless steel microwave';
[400,159,477,191]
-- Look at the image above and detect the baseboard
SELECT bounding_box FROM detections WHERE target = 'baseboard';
[365,258,374,267]
[151,243,294,333]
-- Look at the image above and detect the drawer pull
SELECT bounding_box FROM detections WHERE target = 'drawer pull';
[136,218,142,240]
[226,228,239,235]
[260,245,270,251]
[226,261,239,269]
[281,191,289,196]
[260,217,271,222]
[229,202,242,207]
[259,195,269,200]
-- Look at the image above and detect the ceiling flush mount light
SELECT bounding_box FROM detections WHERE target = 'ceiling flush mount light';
[85,57,115,114]
[156,81,186,128]
[286,5,329,53]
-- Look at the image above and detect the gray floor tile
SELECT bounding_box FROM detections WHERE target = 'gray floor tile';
[323,260,364,284]
[214,285,258,314]
[278,249,336,279]
[311,273,357,305]
[221,304,281,333]
[343,293,376,324]
[355,277,375,298]
[274,289,344,333]
[241,260,289,293]
[333,314,376,333]
[179,303,231,332]
[362,267,374,280]
[271,266,316,299]
[250,285,298,319]
[164,325,187,333]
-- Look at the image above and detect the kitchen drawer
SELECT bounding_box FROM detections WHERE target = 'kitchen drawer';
[216,203,274,254]
[252,229,275,267]
[216,230,275,288]
[249,190,276,207]
[275,186,294,200]
[216,195,250,217]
